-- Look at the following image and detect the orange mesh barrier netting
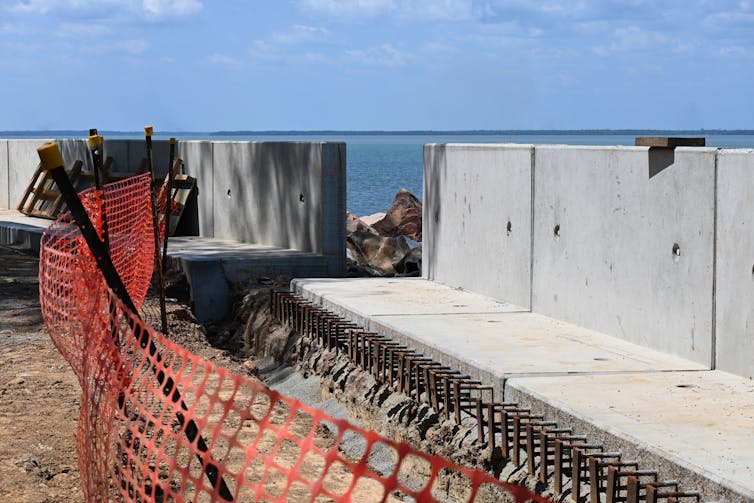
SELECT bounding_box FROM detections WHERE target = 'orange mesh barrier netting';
[39,174,553,503]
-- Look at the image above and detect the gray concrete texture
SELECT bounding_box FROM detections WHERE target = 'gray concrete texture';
[424,144,754,376]
[423,144,533,309]
[2,138,346,276]
[715,149,754,378]
[0,140,8,209]
[533,146,715,366]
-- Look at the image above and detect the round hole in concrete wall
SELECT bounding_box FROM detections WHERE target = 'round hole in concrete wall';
[299,193,305,203]
[506,221,512,235]
[553,224,560,239]
[672,243,681,257]
[226,189,231,198]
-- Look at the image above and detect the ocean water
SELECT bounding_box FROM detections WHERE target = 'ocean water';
[4,131,754,217]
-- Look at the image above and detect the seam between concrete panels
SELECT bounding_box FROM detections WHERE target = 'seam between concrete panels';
[5,141,9,207]
[711,149,718,370]
[529,146,535,313]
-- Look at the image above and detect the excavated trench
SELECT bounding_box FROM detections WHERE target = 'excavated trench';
[214,283,554,503]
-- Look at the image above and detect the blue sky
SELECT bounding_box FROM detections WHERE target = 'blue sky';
[1,0,753,131]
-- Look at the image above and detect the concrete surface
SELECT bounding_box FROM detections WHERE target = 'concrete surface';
[8,139,53,208]
[0,140,8,209]
[170,236,331,321]
[0,213,330,322]
[178,141,214,237]
[423,144,533,308]
[507,371,754,502]
[293,278,705,398]
[714,149,754,378]
[294,276,754,502]
[532,146,716,366]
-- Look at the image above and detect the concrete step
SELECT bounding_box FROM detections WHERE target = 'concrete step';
[292,277,754,502]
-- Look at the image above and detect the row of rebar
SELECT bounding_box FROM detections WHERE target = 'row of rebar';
[270,290,703,503]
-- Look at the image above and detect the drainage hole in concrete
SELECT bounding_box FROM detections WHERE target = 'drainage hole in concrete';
[299,193,305,202]
[676,384,695,389]
[553,224,560,239]
[226,189,231,197]
[672,243,681,257]
[506,221,512,235]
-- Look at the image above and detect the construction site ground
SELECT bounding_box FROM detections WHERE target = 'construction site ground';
[0,244,392,502]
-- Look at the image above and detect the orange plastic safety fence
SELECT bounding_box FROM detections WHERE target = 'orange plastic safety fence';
[39,175,554,503]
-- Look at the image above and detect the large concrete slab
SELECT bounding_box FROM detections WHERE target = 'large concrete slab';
[178,141,214,237]
[293,278,704,398]
[532,146,716,366]
[0,140,8,209]
[0,209,49,251]
[103,139,132,174]
[127,139,172,176]
[714,149,754,378]
[169,237,331,322]
[423,144,533,308]
[507,371,754,502]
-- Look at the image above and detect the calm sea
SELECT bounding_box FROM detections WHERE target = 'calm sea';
[4,131,754,217]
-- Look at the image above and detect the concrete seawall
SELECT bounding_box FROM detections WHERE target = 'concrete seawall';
[424,143,754,379]
[0,138,346,277]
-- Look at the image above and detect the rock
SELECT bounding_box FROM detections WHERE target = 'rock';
[360,212,386,227]
[396,246,422,277]
[9,377,25,386]
[372,189,422,242]
[347,232,412,277]
[346,211,378,235]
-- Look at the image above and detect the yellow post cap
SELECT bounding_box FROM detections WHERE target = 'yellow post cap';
[144,126,154,137]
[97,135,104,146]
[88,135,98,148]
[38,142,64,171]
[169,137,176,144]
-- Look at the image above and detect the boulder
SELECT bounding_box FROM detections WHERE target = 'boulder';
[360,212,386,227]
[346,211,378,235]
[347,231,412,277]
[372,189,422,242]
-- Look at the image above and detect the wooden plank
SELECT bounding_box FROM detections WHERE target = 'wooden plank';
[635,137,706,147]
[16,164,43,212]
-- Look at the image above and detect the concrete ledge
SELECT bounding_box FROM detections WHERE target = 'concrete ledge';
[292,277,752,502]
[0,214,333,322]
[507,371,754,502]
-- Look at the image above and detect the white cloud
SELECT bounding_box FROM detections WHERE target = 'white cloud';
[207,53,241,66]
[142,0,202,18]
[55,21,109,37]
[345,43,408,65]
[399,0,473,20]
[4,0,202,20]
[297,0,395,20]
[273,25,329,45]
[114,38,147,54]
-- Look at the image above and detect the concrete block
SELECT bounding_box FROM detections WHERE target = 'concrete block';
[177,257,230,323]
[8,139,52,208]
[320,142,347,276]
[423,144,533,308]
[532,146,716,365]
[212,142,324,252]
[178,141,214,237]
[56,138,92,172]
[127,139,171,177]
[103,139,131,174]
[0,140,8,209]
[714,149,754,378]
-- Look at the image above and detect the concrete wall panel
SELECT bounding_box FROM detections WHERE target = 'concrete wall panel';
[8,139,53,209]
[320,143,347,275]
[103,140,131,174]
[212,142,345,264]
[423,144,533,308]
[178,141,214,237]
[0,140,8,209]
[532,146,716,365]
[127,139,171,176]
[57,139,92,171]
[714,149,754,377]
